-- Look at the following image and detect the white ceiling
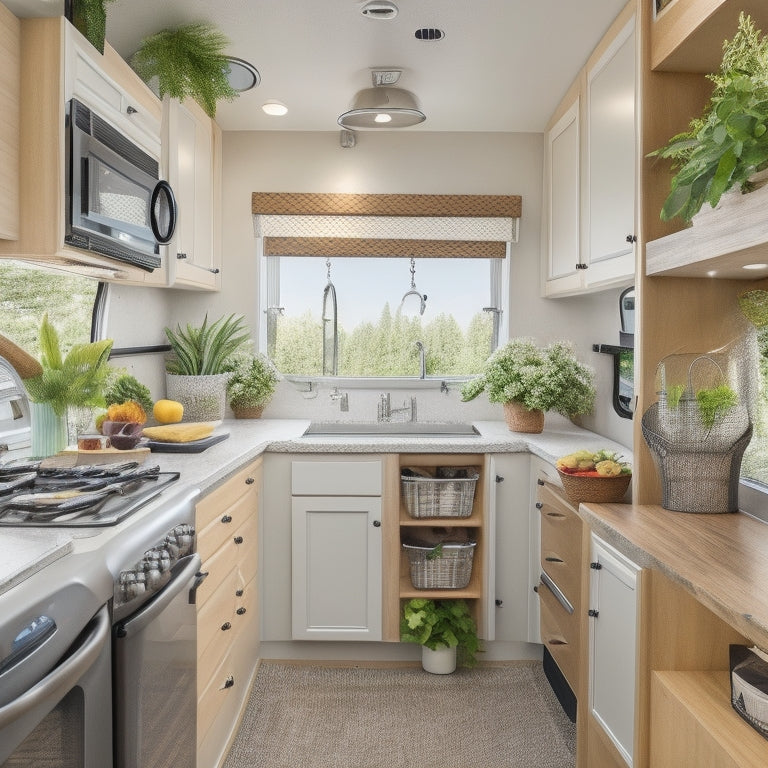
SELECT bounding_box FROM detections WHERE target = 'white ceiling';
[9,0,628,132]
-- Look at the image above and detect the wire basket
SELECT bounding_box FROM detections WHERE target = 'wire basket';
[401,469,479,519]
[730,645,768,740]
[642,354,752,513]
[402,541,476,589]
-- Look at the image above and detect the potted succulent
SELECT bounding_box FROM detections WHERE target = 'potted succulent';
[460,338,595,433]
[164,314,250,422]
[225,352,279,419]
[21,314,113,456]
[648,13,768,223]
[400,598,481,673]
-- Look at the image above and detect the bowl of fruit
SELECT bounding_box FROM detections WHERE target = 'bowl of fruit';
[555,449,632,506]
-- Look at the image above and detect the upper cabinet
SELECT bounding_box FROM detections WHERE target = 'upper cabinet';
[164,96,222,291]
[0,2,20,241]
[0,17,167,284]
[542,2,637,298]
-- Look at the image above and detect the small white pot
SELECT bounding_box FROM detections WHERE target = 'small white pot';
[421,645,457,674]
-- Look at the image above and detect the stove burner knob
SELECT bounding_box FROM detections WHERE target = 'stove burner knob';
[158,551,172,573]
[172,525,194,556]
[119,571,144,601]
[164,535,180,560]
[143,559,162,590]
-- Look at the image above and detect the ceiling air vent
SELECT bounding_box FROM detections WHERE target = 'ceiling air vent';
[361,1,398,19]
[414,28,446,41]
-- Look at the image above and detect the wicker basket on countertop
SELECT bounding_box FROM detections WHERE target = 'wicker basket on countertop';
[557,469,631,506]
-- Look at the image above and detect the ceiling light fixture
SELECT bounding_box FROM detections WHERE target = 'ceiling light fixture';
[224,57,260,92]
[361,1,399,19]
[262,101,288,116]
[338,71,425,130]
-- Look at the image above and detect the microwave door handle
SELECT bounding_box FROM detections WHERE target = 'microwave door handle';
[80,157,90,216]
[150,180,177,244]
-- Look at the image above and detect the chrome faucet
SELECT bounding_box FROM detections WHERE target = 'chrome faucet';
[378,393,417,422]
[414,340,426,379]
[330,388,349,411]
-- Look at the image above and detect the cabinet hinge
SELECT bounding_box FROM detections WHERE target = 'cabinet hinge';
[590,561,602,570]
[588,609,599,618]
[575,262,589,270]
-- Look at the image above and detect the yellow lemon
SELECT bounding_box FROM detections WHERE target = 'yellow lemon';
[153,399,184,424]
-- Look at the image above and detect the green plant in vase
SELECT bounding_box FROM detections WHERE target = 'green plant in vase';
[648,13,768,223]
[131,22,238,118]
[224,352,279,418]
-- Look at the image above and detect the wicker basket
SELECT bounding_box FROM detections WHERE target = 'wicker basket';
[402,541,476,589]
[401,470,479,518]
[557,469,631,506]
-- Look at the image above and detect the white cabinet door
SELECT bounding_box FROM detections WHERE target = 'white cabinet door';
[292,496,382,641]
[585,14,636,290]
[489,453,532,643]
[589,533,641,766]
[543,98,583,297]
[164,97,221,290]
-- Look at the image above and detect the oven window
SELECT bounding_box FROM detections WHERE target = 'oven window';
[3,687,84,768]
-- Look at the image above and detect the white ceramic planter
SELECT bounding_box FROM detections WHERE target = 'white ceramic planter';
[421,645,457,674]
[165,373,229,422]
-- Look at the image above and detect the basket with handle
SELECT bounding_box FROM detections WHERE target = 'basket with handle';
[402,541,476,589]
[400,468,479,519]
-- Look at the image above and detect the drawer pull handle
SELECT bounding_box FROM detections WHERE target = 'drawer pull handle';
[233,536,244,544]
[222,676,234,689]
[539,572,574,614]
[245,477,255,485]
[545,556,563,563]
[236,607,247,615]
[547,638,568,646]
[221,514,233,524]
[546,511,566,519]
[221,621,232,631]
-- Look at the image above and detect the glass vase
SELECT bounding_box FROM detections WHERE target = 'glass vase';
[30,401,68,458]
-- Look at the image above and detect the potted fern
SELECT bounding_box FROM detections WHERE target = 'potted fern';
[22,314,113,456]
[460,338,595,433]
[164,314,250,422]
[225,352,279,419]
[131,22,238,118]
[400,598,481,674]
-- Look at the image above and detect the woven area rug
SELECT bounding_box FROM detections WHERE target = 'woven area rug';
[223,661,576,768]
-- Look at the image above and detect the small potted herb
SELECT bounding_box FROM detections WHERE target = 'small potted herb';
[460,338,595,433]
[400,598,481,673]
[225,352,279,419]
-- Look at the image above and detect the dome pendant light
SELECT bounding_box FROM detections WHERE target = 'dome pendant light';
[338,84,425,130]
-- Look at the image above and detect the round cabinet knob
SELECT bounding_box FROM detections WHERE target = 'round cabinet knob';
[223,676,234,689]
[233,535,244,544]
[221,621,232,631]
[126,105,138,115]
[245,477,255,485]
[236,607,247,616]
[221,514,233,524]
[372,520,381,528]
[235,589,244,597]
[535,502,543,509]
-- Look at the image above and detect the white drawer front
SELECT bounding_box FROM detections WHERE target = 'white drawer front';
[291,460,382,496]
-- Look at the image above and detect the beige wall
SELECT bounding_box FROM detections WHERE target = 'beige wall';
[111,129,632,446]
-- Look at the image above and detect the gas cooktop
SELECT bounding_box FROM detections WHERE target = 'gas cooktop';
[0,460,180,527]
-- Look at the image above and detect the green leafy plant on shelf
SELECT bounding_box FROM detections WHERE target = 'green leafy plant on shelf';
[648,12,768,222]
[23,314,113,415]
[164,314,250,376]
[460,337,595,418]
[224,352,280,414]
[665,382,739,429]
[400,598,481,668]
[69,0,116,54]
[131,22,238,118]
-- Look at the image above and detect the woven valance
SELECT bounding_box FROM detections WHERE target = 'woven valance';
[252,192,522,219]
[263,237,506,259]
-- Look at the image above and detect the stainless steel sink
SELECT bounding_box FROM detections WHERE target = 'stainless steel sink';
[303,422,480,437]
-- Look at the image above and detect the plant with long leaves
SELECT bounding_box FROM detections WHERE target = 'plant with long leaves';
[23,315,113,415]
[165,314,250,376]
[131,22,238,118]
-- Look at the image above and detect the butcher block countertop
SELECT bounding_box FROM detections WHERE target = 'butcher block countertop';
[579,501,768,650]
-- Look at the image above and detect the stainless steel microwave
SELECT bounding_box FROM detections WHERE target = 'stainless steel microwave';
[65,98,176,272]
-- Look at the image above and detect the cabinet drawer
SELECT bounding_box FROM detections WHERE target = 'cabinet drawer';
[197,565,241,658]
[539,484,582,602]
[196,513,257,608]
[291,460,381,495]
[196,459,261,532]
[198,490,258,565]
[539,577,580,691]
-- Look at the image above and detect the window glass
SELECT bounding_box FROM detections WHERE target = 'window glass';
[267,256,498,377]
[0,260,100,354]
[741,326,768,487]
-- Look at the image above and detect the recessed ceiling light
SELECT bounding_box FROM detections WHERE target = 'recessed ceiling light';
[361,1,398,19]
[743,263,768,270]
[225,57,260,92]
[262,101,288,116]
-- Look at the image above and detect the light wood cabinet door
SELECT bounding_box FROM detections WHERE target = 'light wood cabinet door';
[0,3,20,241]
[292,495,382,640]
[589,533,641,767]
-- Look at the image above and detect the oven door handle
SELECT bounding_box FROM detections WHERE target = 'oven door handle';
[114,554,201,640]
[0,605,109,730]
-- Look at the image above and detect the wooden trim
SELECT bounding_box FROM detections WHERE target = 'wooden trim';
[381,454,401,642]
[252,192,522,218]
[263,237,507,259]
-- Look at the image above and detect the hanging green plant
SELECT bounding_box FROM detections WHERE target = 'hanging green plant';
[68,0,116,54]
[130,22,238,118]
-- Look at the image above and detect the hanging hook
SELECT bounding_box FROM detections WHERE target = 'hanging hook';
[400,257,427,316]
[326,258,332,283]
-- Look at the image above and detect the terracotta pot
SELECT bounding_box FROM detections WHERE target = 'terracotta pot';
[503,401,545,434]
[232,405,265,419]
